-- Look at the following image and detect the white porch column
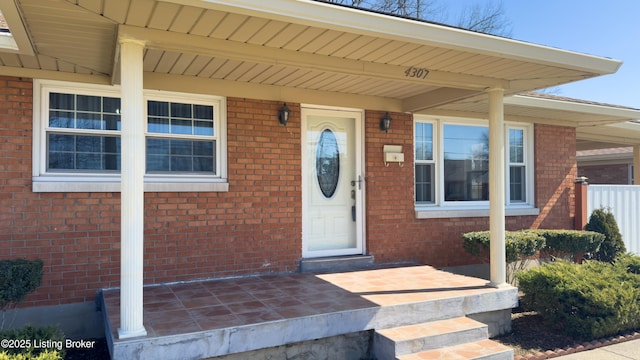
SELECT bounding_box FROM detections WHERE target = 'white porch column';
[118,38,147,339]
[633,145,640,185]
[487,88,509,288]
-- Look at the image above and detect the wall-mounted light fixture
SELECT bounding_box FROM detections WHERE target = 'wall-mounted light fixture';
[279,103,291,126]
[380,112,392,133]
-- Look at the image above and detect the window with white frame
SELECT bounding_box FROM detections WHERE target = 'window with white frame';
[414,116,535,215]
[33,80,227,192]
[47,92,122,172]
[146,99,216,174]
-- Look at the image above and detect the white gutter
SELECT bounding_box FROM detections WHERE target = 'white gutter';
[164,0,621,75]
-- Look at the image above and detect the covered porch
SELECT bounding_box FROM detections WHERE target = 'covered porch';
[102,265,517,359]
[0,0,630,353]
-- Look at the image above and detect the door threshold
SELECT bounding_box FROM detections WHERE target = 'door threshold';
[299,255,374,273]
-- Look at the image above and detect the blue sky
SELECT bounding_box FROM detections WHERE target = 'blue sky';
[445,1,640,108]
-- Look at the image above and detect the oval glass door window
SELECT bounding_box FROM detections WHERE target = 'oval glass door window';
[316,129,340,198]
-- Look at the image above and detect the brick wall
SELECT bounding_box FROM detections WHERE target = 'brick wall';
[531,124,576,229]
[1,76,302,307]
[1,75,577,307]
[364,113,577,267]
[579,164,630,184]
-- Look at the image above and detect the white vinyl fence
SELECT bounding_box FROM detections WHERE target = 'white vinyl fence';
[587,185,640,255]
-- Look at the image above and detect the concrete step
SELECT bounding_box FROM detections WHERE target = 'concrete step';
[396,339,514,360]
[373,317,488,359]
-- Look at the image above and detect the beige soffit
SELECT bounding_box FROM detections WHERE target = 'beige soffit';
[0,0,626,113]
[0,0,34,55]
[165,0,621,74]
[577,121,640,150]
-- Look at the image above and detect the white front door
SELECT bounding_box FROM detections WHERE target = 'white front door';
[302,107,365,258]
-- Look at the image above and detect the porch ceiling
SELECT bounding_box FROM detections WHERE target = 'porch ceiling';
[425,92,640,151]
[0,0,622,113]
[577,122,640,151]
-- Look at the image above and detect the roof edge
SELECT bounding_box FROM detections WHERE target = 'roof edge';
[505,93,640,120]
[165,0,621,75]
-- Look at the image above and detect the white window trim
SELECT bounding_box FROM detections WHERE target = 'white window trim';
[32,79,228,193]
[414,115,538,218]
[414,119,438,205]
[506,125,532,205]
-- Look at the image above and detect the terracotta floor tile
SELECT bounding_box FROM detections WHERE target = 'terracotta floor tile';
[226,300,268,315]
[145,309,191,325]
[144,299,185,313]
[199,281,244,293]
[152,318,201,336]
[234,309,283,324]
[188,304,233,318]
[104,265,509,346]
[260,296,305,309]
[245,287,287,300]
[144,285,173,295]
[272,304,318,319]
[143,292,178,304]
[180,295,222,309]
[214,289,254,304]
[172,287,215,300]
[196,314,243,330]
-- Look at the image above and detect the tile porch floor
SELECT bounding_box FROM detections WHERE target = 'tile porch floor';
[102,265,515,358]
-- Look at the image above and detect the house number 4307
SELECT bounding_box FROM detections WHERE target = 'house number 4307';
[404,66,430,79]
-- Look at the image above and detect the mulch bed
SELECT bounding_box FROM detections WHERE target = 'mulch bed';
[495,306,640,359]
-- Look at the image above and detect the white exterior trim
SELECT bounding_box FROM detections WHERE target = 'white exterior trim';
[413,115,535,210]
[416,206,539,219]
[300,105,366,258]
[31,79,229,193]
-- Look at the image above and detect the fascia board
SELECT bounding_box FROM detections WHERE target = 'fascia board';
[505,95,640,121]
[164,0,621,75]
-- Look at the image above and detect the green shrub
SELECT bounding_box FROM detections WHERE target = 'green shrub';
[584,208,626,263]
[617,253,640,275]
[535,229,604,262]
[0,259,44,311]
[0,326,64,360]
[462,230,546,283]
[517,259,640,340]
[462,230,546,263]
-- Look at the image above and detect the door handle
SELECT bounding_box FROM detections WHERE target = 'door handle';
[350,175,363,190]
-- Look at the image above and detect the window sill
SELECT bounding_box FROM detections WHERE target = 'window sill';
[415,206,540,219]
[32,176,229,193]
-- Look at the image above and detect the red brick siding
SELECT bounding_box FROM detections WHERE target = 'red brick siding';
[1,77,301,307]
[531,124,576,229]
[1,75,577,307]
[364,113,576,267]
[579,164,630,184]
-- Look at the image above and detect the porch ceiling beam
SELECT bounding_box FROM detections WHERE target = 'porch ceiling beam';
[117,25,508,91]
[143,72,403,112]
[402,88,480,113]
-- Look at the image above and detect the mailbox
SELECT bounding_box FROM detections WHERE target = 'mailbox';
[383,145,404,167]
